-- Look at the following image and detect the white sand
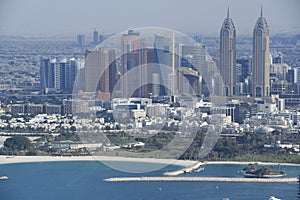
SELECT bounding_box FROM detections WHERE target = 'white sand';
[1,155,299,167]
[0,155,197,167]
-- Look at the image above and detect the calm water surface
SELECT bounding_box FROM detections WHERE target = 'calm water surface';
[0,161,299,200]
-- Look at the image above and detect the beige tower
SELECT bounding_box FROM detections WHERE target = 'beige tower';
[252,7,270,97]
[84,48,116,101]
[219,7,236,96]
[121,30,148,98]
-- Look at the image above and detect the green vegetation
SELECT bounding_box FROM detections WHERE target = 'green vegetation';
[106,132,135,145]
[255,167,286,176]
[4,135,32,150]
[1,135,37,156]
[223,154,300,164]
[0,128,299,164]
[136,132,175,151]
[180,131,205,160]
[180,130,300,164]
[243,165,286,177]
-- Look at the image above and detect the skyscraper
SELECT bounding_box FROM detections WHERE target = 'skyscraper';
[181,44,206,73]
[59,58,68,91]
[66,58,83,92]
[177,67,202,96]
[120,30,146,98]
[84,49,116,101]
[40,58,50,90]
[49,58,59,89]
[99,34,105,43]
[77,34,86,46]
[93,29,99,45]
[152,73,160,96]
[219,7,236,96]
[252,7,270,97]
[40,58,81,93]
[154,34,177,96]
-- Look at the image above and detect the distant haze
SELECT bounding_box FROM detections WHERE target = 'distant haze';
[0,0,299,37]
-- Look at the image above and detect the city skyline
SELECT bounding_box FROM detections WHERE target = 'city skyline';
[1,1,300,199]
[0,0,299,37]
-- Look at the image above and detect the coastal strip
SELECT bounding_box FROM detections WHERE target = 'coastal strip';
[1,156,300,168]
[0,155,196,167]
[104,177,298,183]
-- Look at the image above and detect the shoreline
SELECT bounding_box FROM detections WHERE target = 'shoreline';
[1,155,300,167]
[0,155,197,167]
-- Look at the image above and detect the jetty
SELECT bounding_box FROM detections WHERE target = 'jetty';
[104,176,298,183]
[163,161,204,176]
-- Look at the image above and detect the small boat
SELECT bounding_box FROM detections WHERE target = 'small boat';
[0,176,8,180]
[195,167,205,173]
[269,196,281,200]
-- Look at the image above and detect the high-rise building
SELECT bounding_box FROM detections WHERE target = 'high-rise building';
[235,63,242,83]
[50,58,59,89]
[177,67,202,96]
[40,58,50,90]
[296,67,300,93]
[219,7,236,96]
[84,48,116,101]
[40,58,81,93]
[93,29,99,45]
[252,7,270,97]
[77,34,86,46]
[99,34,105,43]
[120,30,147,98]
[67,58,84,92]
[236,58,250,82]
[193,35,203,43]
[181,44,206,73]
[59,58,68,91]
[154,34,177,96]
[152,73,160,96]
[42,58,59,90]
[180,42,213,96]
[272,53,283,64]
[154,34,173,67]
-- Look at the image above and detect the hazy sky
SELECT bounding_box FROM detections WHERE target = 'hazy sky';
[0,0,299,37]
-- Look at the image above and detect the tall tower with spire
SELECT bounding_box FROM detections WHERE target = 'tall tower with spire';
[219,7,236,96]
[252,7,270,97]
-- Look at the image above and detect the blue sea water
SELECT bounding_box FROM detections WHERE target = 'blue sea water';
[0,161,299,200]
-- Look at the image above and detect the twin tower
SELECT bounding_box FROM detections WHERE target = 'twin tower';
[219,7,270,97]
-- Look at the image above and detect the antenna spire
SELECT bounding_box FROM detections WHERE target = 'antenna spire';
[260,6,263,18]
[227,6,230,19]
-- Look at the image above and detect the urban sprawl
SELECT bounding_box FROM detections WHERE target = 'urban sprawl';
[0,9,300,162]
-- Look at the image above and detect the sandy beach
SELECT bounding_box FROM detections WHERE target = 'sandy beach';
[1,155,300,167]
[0,155,197,167]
